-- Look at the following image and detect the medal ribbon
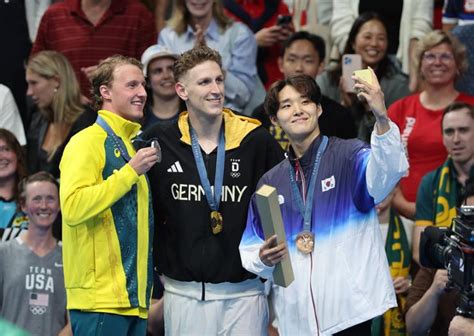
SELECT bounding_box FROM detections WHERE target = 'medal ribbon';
[289,136,328,232]
[96,116,131,161]
[190,123,225,212]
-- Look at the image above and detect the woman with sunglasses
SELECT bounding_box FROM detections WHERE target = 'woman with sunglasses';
[317,12,410,142]
[388,30,474,241]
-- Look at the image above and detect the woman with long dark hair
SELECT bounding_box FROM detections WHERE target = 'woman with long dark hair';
[317,12,409,141]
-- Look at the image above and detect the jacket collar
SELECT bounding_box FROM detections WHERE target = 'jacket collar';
[97,109,141,140]
[177,108,261,150]
[288,134,323,170]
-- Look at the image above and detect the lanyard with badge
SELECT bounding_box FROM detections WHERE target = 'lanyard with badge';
[96,116,161,162]
[96,116,132,161]
[288,136,328,254]
[190,122,225,235]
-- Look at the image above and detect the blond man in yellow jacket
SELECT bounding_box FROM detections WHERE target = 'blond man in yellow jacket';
[59,55,159,335]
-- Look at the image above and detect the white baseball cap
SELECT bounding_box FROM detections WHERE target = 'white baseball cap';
[141,45,178,77]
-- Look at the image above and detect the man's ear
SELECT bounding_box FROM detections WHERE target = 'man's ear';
[317,104,323,118]
[269,114,280,128]
[175,82,188,101]
[99,85,111,101]
[317,61,325,76]
[20,200,26,213]
[277,56,284,74]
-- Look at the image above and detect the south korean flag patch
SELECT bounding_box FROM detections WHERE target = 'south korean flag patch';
[321,175,336,192]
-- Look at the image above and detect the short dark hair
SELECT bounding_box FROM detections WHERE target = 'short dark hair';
[173,45,223,82]
[280,31,326,61]
[264,74,321,117]
[90,55,143,110]
[18,171,59,207]
[442,102,474,128]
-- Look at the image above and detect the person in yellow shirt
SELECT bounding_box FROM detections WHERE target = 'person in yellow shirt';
[59,55,159,335]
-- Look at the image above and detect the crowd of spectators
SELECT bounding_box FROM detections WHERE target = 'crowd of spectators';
[1,0,474,335]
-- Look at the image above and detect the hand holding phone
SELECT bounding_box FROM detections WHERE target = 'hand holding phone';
[276,15,292,27]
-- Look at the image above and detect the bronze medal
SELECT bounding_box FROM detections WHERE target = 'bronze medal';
[210,211,223,235]
[296,231,314,254]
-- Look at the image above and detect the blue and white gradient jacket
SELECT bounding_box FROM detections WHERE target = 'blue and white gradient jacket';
[240,122,408,335]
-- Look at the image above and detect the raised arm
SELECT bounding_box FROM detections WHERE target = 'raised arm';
[353,68,409,203]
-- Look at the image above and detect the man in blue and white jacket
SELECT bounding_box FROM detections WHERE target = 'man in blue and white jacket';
[239,70,409,335]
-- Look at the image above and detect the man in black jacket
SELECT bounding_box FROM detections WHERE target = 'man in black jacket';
[252,31,357,149]
[143,45,284,335]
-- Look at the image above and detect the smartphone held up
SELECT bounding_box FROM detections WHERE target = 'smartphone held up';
[276,15,292,27]
[342,54,362,93]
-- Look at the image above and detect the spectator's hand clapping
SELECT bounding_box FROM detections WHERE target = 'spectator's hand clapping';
[194,24,206,47]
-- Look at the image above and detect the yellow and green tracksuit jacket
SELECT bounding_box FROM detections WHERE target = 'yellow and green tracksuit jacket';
[59,110,153,318]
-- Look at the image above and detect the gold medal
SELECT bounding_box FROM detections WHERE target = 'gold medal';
[296,231,314,254]
[210,211,223,234]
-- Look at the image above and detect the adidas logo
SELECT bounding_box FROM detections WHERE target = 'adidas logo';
[167,161,183,173]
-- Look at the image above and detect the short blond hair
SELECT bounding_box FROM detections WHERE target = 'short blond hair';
[173,45,223,82]
[90,55,143,110]
[414,30,468,77]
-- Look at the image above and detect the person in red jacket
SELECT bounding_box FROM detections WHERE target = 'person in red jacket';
[31,0,156,99]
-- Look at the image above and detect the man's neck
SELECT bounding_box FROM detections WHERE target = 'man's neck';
[453,157,474,185]
[0,178,15,200]
[188,111,223,154]
[23,226,56,257]
[290,130,320,159]
[152,95,180,120]
[81,0,111,25]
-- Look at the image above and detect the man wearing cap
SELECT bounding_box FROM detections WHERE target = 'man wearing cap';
[141,45,186,131]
